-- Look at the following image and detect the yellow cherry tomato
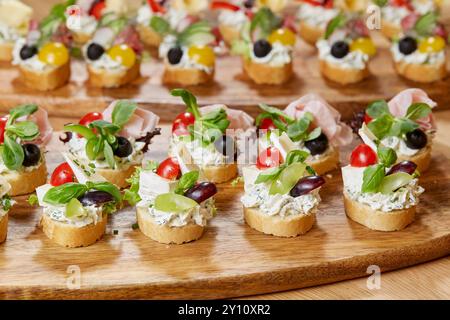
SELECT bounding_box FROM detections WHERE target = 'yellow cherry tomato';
[418,36,446,53]
[107,44,136,68]
[38,42,69,66]
[187,45,215,67]
[350,37,377,57]
[268,28,296,47]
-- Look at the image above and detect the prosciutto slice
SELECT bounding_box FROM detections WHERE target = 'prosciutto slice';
[199,104,254,131]
[388,88,437,131]
[284,94,353,147]
[102,101,160,139]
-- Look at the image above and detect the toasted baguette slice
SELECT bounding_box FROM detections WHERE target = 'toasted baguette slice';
[381,19,401,39]
[19,61,70,91]
[394,60,447,83]
[307,146,339,175]
[0,42,14,62]
[218,24,241,46]
[88,61,141,88]
[3,160,47,196]
[40,213,107,248]
[344,193,415,231]
[397,145,431,173]
[299,21,323,46]
[320,60,369,85]
[96,165,138,189]
[162,65,214,86]
[243,58,293,85]
[244,207,315,237]
[202,163,238,184]
[136,24,162,48]
[136,207,204,244]
[0,213,8,244]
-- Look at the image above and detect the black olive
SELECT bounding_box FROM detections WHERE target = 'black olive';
[304,133,329,156]
[253,39,272,58]
[114,136,133,158]
[399,36,417,55]
[78,191,114,207]
[87,43,105,60]
[330,41,349,59]
[20,45,37,60]
[405,129,427,149]
[22,144,41,167]
[167,46,183,65]
[214,135,236,160]
[244,0,254,8]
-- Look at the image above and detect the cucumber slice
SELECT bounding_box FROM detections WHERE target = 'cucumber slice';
[379,172,413,194]
[269,162,306,195]
[154,193,198,213]
[65,198,87,219]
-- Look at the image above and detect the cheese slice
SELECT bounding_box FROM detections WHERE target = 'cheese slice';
[242,166,261,192]
[359,123,378,153]
[36,183,53,207]
[62,153,106,185]
[341,165,365,193]
[138,170,177,199]
[173,142,200,175]
[270,132,296,160]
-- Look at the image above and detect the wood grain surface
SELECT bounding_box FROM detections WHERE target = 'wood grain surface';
[1,123,450,299]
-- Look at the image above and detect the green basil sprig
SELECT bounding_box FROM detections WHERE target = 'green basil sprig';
[414,12,438,38]
[325,14,347,40]
[0,104,40,170]
[123,167,142,205]
[38,0,75,46]
[250,7,282,39]
[174,171,199,195]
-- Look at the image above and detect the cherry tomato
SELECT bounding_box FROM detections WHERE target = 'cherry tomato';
[78,112,103,137]
[258,117,277,130]
[156,157,181,180]
[256,147,283,170]
[147,0,166,13]
[174,112,195,127]
[171,122,190,136]
[210,1,240,11]
[50,162,75,186]
[303,0,334,8]
[0,116,8,144]
[364,113,372,124]
[90,1,106,20]
[392,0,413,10]
[350,144,377,167]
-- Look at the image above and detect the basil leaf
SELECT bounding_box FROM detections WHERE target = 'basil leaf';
[64,124,96,140]
[415,12,437,37]
[377,146,397,168]
[362,164,385,193]
[366,100,390,119]
[2,135,24,170]
[175,171,199,195]
[285,150,309,165]
[85,137,99,160]
[124,167,142,205]
[171,89,201,118]
[86,181,122,203]
[7,104,38,125]
[405,103,432,121]
[325,13,346,39]
[259,103,291,122]
[150,15,171,35]
[306,127,322,141]
[367,114,394,140]
[6,121,39,141]
[255,166,284,184]
[250,7,281,38]
[103,143,115,169]
[93,138,104,159]
[89,120,121,135]
[43,183,88,205]
[111,100,138,128]
[399,118,419,136]
[287,115,311,142]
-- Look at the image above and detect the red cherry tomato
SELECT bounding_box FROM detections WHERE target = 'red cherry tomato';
[364,113,372,124]
[350,144,378,167]
[147,0,166,13]
[303,0,334,8]
[210,1,240,11]
[256,147,283,170]
[392,0,413,10]
[78,112,103,137]
[0,116,8,144]
[156,157,181,180]
[50,162,75,186]
[258,117,277,130]
[172,122,190,136]
[90,1,106,20]
[174,112,195,127]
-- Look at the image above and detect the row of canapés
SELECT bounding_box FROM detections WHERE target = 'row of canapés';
[1,0,447,89]
[0,88,437,247]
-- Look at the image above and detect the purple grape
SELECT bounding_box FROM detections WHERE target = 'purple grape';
[78,191,114,207]
[184,182,217,204]
[290,176,326,197]
[386,161,417,176]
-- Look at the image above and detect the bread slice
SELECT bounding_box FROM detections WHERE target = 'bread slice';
[97,164,138,189]
[202,163,237,184]
[243,58,293,85]
[0,213,8,244]
[0,42,14,62]
[2,160,47,196]
[162,65,214,86]
[397,145,431,173]
[136,207,204,244]
[218,24,241,46]
[320,60,370,85]
[136,24,162,48]
[307,146,340,175]
[40,213,107,248]
[244,207,315,237]
[381,19,401,39]
[87,60,141,88]
[299,21,323,46]
[394,60,447,83]
[19,61,70,91]
[343,193,415,231]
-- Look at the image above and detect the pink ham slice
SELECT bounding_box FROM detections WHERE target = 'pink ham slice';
[102,101,160,139]
[284,94,353,147]
[199,104,254,131]
[388,88,437,131]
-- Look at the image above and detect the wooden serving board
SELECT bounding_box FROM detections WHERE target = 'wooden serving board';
[1,127,450,299]
[0,34,449,122]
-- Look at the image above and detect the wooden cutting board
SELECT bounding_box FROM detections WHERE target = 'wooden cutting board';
[0,34,449,122]
[1,127,450,299]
